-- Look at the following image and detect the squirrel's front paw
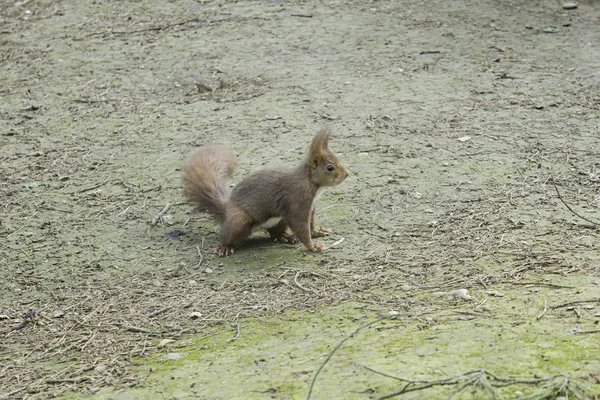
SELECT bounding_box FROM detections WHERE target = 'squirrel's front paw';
[216,245,235,257]
[311,227,332,238]
[310,243,325,253]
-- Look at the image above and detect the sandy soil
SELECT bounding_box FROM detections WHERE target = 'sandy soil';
[1,0,599,398]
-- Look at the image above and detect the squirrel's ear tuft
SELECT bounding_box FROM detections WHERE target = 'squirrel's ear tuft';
[308,128,330,167]
[308,127,332,168]
[311,127,331,151]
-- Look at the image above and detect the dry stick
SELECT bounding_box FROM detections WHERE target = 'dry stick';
[46,376,91,384]
[294,271,313,293]
[151,203,172,226]
[366,367,484,400]
[503,281,574,289]
[227,322,241,342]
[574,329,600,334]
[196,245,204,267]
[325,237,345,250]
[537,297,548,320]
[0,386,27,399]
[365,243,386,259]
[551,298,600,310]
[90,16,234,37]
[552,177,599,227]
[123,325,151,334]
[149,305,173,317]
[307,316,387,400]
[76,179,108,194]
[364,366,564,400]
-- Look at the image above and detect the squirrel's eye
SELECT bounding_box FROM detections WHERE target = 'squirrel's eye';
[327,165,334,172]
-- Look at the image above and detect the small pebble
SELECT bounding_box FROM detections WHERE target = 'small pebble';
[542,27,559,33]
[449,289,472,300]
[562,2,577,9]
[204,267,213,274]
[157,339,175,348]
[94,364,107,374]
[189,311,202,319]
[152,279,164,287]
[53,310,65,318]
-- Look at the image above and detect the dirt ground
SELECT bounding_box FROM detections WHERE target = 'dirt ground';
[1,0,600,399]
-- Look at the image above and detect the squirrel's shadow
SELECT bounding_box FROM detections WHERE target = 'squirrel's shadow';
[180,229,296,256]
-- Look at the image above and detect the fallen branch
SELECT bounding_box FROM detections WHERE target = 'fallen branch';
[307,316,387,399]
[362,366,566,400]
[552,177,599,228]
[89,17,234,37]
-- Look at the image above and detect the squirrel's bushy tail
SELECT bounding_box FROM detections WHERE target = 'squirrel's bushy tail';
[183,145,238,220]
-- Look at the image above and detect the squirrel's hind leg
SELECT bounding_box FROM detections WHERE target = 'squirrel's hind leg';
[267,220,298,244]
[217,207,253,257]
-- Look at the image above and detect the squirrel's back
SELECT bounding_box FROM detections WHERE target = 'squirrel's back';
[183,145,238,219]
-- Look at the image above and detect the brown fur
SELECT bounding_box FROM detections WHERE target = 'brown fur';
[182,145,238,219]
[182,128,349,256]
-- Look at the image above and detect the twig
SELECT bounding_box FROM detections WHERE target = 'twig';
[0,386,27,399]
[196,245,204,267]
[89,16,234,37]
[149,306,173,317]
[325,237,345,250]
[151,203,172,226]
[76,179,108,194]
[46,377,92,384]
[551,298,600,310]
[307,316,387,400]
[503,281,574,289]
[536,297,548,320]
[227,321,241,342]
[294,271,314,293]
[574,329,600,334]
[365,243,386,259]
[123,325,151,334]
[291,14,313,18]
[552,177,599,227]
[366,368,485,399]
[363,367,566,399]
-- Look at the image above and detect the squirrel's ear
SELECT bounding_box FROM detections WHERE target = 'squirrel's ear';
[311,128,331,152]
[308,128,331,168]
[308,146,322,168]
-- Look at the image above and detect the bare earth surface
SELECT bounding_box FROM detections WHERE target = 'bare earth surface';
[1,0,600,399]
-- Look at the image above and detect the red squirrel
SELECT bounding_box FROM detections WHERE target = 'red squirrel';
[183,128,349,256]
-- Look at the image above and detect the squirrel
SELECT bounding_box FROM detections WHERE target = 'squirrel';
[183,128,349,257]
